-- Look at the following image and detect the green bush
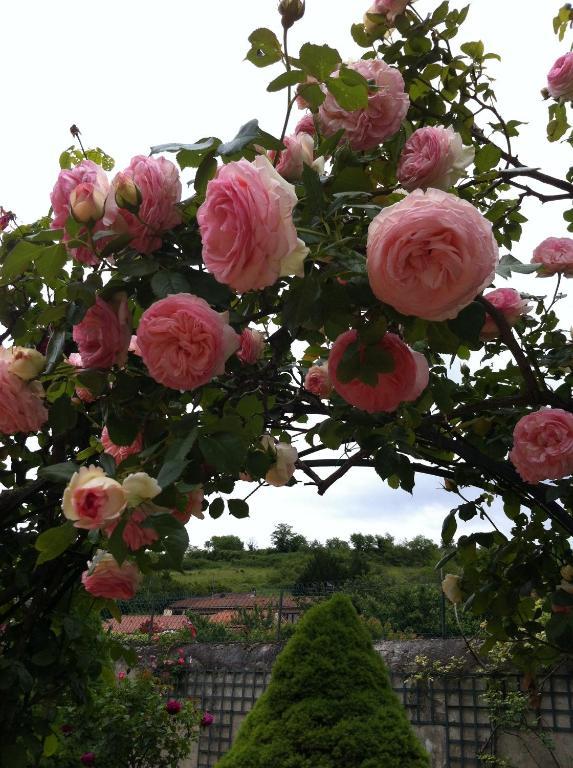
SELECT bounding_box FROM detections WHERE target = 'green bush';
[216,594,429,768]
[48,673,199,768]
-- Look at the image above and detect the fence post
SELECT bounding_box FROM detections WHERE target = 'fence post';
[276,589,284,642]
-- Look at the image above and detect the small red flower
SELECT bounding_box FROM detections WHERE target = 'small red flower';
[201,711,215,727]
[166,699,181,715]
[177,657,185,665]
[118,671,126,680]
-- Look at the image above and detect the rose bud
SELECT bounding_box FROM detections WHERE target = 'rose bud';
[278,0,305,29]
[166,699,182,715]
[70,182,106,225]
[114,172,142,214]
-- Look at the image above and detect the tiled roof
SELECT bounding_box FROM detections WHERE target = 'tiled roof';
[169,593,301,612]
[103,614,191,635]
[207,610,242,625]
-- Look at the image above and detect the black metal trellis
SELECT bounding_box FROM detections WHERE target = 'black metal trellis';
[183,668,573,768]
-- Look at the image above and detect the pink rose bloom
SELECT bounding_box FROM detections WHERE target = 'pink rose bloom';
[547,52,573,100]
[50,159,111,266]
[107,156,182,254]
[318,59,409,151]
[172,487,204,524]
[137,293,239,391]
[166,700,181,715]
[62,466,127,530]
[201,712,215,727]
[101,426,143,465]
[81,551,142,600]
[365,0,410,28]
[106,507,159,552]
[236,328,265,364]
[367,188,498,321]
[531,237,573,276]
[294,114,316,136]
[509,408,573,484]
[397,126,474,191]
[67,352,97,403]
[197,156,309,293]
[272,133,315,182]
[304,364,332,398]
[329,330,429,413]
[72,294,131,369]
[129,334,142,357]
[0,360,47,434]
[480,287,530,340]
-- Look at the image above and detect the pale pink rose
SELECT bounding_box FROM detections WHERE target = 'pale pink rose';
[172,488,204,524]
[304,364,332,398]
[72,294,131,369]
[318,59,409,151]
[365,0,410,29]
[0,361,47,434]
[397,126,474,191]
[122,472,161,505]
[106,508,159,551]
[367,188,498,321]
[531,237,573,276]
[101,426,143,465]
[129,334,142,356]
[5,347,45,381]
[68,353,83,368]
[137,293,239,391]
[509,409,573,484]
[197,156,309,292]
[272,134,315,182]
[81,551,142,600]
[50,159,110,266]
[480,288,530,340]
[69,182,106,224]
[329,330,429,413]
[107,156,182,254]
[294,114,316,136]
[547,52,573,99]
[261,435,298,487]
[236,328,265,364]
[62,466,127,530]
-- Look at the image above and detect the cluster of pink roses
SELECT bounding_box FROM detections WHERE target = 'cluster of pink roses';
[50,155,182,264]
[0,346,47,435]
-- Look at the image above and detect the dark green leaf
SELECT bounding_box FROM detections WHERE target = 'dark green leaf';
[38,462,78,482]
[442,511,457,545]
[246,28,283,68]
[299,43,341,80]
[267,70,306,92]
[228,499,249,518]
[209,497,225,519]
[157,459,188,489]
[150,270,191,298]
[35,522,77,566]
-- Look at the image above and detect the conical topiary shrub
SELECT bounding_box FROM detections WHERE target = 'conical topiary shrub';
[216,594,429,768]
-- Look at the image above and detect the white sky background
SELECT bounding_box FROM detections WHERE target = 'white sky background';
[1,0,571,548]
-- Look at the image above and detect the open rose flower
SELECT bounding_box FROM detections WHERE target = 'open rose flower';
[3,346,45,381]
[547,52,573,100]
[172,487,204,524]
[101,427,143,465]
[0,359,47,435]
[237,328,265,364]
[367,188,498,321]
[73,293,131,369]
[304,364,332,398]
[531,237,573,276]
[509,408,573,484]
[63,466,127,530]
[81,551,142,600]
[197,156,309,292]
[122,472,161,506]
[397,126,474,191]
[107,156,182,254]
[329,330,429,413]
[364,0,410,31]
[318,59,409,151]
[106,507,159,552]
[261,435,298,487]
[137,293,239,390]
[50,159,111,266]
[480,288,530,340]
[294,114,316,136]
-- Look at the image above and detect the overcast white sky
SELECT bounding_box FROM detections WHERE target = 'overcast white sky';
[1,1,571,547]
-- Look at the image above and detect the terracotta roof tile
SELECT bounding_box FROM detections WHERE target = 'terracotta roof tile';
[103,614,191,635]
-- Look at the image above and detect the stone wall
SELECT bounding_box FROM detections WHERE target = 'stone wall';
[135,640,573,768]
